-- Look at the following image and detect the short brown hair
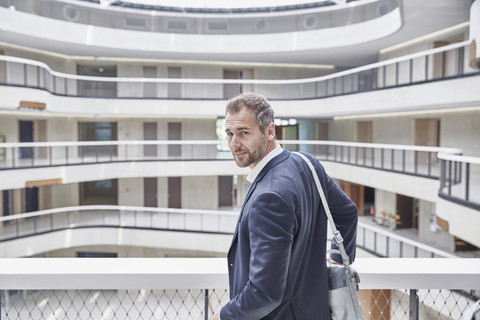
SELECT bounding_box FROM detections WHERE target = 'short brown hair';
[225,92,275,132]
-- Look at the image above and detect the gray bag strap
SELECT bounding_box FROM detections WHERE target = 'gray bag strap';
[293,152,354,270]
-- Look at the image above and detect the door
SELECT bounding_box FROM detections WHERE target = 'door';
[80,179,118,205]
[276,124,298,151]
[430,41,450,79]
[25,187,39,213]
[339,181,365,216]
[356,121,372,164]
[414,119,440,167]
[35,120,48,159]
[143,66,157,98]
[143,122,157,157]
[3,190,11,217]
[78,122,118,157]
[414,119,440,147]
[223,70,241,99]
[284,124,299,151]
[144,177,158,207]
[219,176,233,207]
[19,120,34,159]
[168,67,181,98]
[396,194,414,229]
[77,65,117,97]
[168,177,181,209]
[168,122,182,157]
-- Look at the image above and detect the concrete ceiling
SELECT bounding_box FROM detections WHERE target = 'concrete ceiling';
[0,0,472,67]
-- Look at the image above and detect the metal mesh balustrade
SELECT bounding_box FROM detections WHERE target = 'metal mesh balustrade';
[2,289,479,319]
[0,289,230,320]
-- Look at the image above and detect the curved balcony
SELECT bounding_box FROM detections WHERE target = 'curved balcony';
[0,204,459,259]
[2,140,477,248]
[2,0,393,35]
[0,0,402,56]
[439,153,480,211]
[436,152,480,249]
[0,139,461,179]
[1,41,478,118]
[0,41,475,100]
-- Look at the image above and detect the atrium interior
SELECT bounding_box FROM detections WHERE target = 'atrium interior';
[0,0,479,319]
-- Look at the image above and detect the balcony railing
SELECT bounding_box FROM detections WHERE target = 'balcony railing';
[0,140,462,180]
[357,220,458,259]
[439,152,480,211]
[0,205,238,243]
[0,41,477,100]
[0,0,394,34]
[0,204,461,260]
[0,258,479,320]
[2,140,476,211]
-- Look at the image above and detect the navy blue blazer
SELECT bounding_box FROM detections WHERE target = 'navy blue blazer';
[220,150,358,320]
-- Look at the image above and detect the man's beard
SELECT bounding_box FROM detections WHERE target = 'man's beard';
[234,133,267,168]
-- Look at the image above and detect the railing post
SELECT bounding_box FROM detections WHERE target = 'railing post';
[204,289,209,320]
[448,161,452,195]
[409,289,419,320]
[37,66,40,88]
[425,55,429,81]
[23,63,27,86]
[409,58,413,84]
[391,149,394,170]
[428,152,432,177]
[381,148,384,169]
[386,237,390,257]
[465,163,470,201]
[414,151,418,174]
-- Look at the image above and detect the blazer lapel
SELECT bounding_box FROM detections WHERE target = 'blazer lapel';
[230,179,258,245]
[229,149,291,244]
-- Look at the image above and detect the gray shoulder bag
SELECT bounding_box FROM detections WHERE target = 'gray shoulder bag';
[294,152,364,320]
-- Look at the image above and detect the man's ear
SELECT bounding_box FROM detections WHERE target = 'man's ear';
[267,122,276,141]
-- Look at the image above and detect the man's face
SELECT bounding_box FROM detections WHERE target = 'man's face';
[225,108,268,168]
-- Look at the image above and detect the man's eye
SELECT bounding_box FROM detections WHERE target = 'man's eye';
[241,131,248,135]
[226,132,233,137]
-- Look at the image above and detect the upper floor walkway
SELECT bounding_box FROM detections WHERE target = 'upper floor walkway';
[0,0,402,58]
[1,139,479,248]
[1,41,479,118]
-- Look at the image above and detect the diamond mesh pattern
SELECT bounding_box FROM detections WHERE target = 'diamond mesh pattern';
[0,289,229,320]
[1,288,478,319]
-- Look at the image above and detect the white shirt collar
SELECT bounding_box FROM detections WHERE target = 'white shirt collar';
[246,144,283,183]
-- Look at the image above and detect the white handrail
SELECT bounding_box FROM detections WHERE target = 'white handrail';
[280,140,463,154]
[438,152,480,165]
[0,139,464,155]
[0,41,470,84]
[0,139,221,148]
[0,205,239,223]
[0,258,478,290]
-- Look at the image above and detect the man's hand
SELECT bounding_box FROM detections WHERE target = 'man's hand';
[211,313,220,320]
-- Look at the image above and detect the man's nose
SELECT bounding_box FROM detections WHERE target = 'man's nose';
[230,135,241,149]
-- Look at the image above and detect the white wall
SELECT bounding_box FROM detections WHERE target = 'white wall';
[182,176,218,210]
[417,200,454,251]
[330,107,480,156]
[118,178,143,206]
[374,189,396,219]
[0,228,232,258]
